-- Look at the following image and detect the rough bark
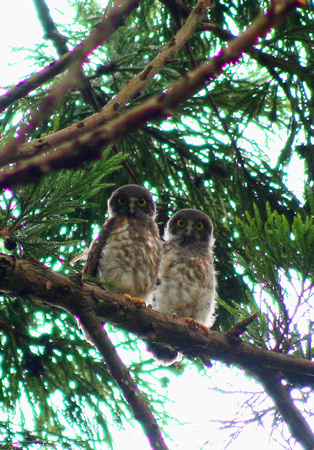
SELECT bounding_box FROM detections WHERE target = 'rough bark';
[0,254,313,378]
[0,0,307,186]
[1,253,313,448]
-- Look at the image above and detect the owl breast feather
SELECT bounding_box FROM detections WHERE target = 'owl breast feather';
[97,219,160,301]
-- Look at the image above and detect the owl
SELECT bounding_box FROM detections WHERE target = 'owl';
[74,185,162,303]
[148,209,216,365]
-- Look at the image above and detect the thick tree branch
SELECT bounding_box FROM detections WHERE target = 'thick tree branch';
[252,368,314,450]
[0,0,210,169]
[0,0,143,164]
[1,254,313,449]
[0,0,307,188]
[0,254,313,379]
[78,307,169,450]
[0,0,140,114]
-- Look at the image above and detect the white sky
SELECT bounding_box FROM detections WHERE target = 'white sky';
[0,2,312,450]
[0,2,42,89]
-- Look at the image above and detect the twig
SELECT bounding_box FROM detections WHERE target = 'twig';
[33,0,101,111]
[225,312,259,338]
[0,0,307,187]
[0,0,210,167]
[0,0,140,117]
[252,368,314,450]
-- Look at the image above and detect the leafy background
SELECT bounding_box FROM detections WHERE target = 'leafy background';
[0,0,313,448]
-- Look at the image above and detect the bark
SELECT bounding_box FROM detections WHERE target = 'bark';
[0,254,313,378]
[79,308,169,450]
[253,368,314,450]
[0,0,209,167]
[1,254,313,448]
[0,0,307,186]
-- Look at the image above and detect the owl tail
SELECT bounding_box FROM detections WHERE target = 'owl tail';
[146,341,182,366]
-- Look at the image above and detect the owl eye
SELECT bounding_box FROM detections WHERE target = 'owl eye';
[177,219,185,227]
[195,222,204,230]
[138,199,147,207]
[118,197,127,205]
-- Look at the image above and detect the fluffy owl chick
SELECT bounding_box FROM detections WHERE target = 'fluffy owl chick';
[148,209,216,365]
[77,185,162,304]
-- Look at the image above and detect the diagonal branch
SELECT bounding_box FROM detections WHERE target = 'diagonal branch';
[0,0,139,114]
[0,0,210,168]
[252,368,314,450]
[77,223,169,449]
[0,0,143,164]
[0,0,307,188]
[33,0,101,111]
[33,0,68,55]
[78,305,169,450]
[0,0,140,124]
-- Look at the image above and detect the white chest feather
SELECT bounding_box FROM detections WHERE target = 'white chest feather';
[153,242,216,326]
[97,220,161,301]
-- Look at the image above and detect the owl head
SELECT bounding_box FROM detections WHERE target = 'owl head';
[165,209,213,246]
[108,185,156,219]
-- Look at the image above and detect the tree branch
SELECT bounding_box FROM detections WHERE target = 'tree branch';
[78,307,169,450]
[200,20,314,89]
[0,254,313,379]
[0,0,140,113]
[0,0,307,188]
[33,0,102,111]
[33,0,68,55]
[1,253,314,449]
[0,0,210,168]
[252,368,314,450]
[76,223,169,449]
[0,0,143,164]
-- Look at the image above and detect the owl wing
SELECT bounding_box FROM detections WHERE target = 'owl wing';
[71,217,116,277]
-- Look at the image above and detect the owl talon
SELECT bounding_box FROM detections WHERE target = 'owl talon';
[124,294,145,306]
[180,318,209,334]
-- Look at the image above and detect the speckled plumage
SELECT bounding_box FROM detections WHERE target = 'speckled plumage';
[96,214,161,301]
[77,185,162,303]
[148,209,216,364]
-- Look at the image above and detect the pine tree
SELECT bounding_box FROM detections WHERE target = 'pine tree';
[0,0,313,448]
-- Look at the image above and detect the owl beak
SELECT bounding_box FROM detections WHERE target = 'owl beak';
[185,223,193,234]
[184,223,193,237]
[128,200,136,216]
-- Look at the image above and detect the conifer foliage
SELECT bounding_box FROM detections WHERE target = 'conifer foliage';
[0,0,313,448]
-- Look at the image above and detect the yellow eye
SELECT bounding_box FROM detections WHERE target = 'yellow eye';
[177,219,185,227]
[118,197,127,205]
[138,199,147,207]
[195,222,204,230]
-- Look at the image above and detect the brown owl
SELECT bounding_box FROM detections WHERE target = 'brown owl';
[74,184,162,303]
[148,209,216,365]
